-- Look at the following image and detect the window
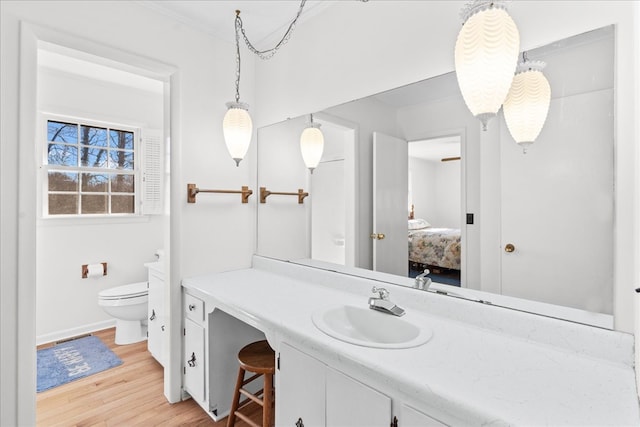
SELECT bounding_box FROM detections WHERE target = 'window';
[45,117,138,216]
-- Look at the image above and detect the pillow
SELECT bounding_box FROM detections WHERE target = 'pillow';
[408,218,431,230]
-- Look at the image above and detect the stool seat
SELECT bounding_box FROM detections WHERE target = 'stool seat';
[227,340,275,427]
[238,340,275,375]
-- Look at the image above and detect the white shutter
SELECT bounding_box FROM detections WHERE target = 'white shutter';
[141,129,163,215]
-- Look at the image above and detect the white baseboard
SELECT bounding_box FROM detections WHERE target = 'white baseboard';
[36,319,116,346]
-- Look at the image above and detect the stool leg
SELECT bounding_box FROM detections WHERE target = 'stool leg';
[227,367,245,427]
[263,372,273,427]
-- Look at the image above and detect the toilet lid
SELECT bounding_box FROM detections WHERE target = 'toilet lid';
[99,281,148,299]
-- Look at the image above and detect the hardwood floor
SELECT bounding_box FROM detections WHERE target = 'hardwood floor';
[37,328,262,427]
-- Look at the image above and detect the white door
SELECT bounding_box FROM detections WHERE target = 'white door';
[373,132,408,276]
[400,404,447,427]
[276,343,326,427]
[326,368,391,427]
[500,90,614,314]
[183,318,204,403]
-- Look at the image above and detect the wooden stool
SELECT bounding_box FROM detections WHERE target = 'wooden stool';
[226,340,275,427]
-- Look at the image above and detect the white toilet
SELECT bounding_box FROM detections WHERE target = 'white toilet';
[98,282,149,345]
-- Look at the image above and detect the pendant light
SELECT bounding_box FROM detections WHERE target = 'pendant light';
[223,11,253,167]
[300,114,324,173]
[222,3,307,166]
[454,0,520,130]
[503,54,551,153]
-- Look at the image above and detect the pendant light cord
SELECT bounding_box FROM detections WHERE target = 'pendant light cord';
[233,1,307,103]
[234,11,242,103]
[235,0,307,61]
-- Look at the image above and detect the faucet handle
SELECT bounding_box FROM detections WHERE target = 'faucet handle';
[371,286,389,300]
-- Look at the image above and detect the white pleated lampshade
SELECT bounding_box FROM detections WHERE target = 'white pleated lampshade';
[223,102,253,166]
[503,61,551,152]
[455,2,520,130]
[300,123,324,173]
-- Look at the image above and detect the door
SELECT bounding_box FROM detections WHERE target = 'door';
[500,89,614,313]
[276,343,326,427]
[326,368,391,427]
[183,318,204,402]
[400,404,446,427]
[373,132,408,276]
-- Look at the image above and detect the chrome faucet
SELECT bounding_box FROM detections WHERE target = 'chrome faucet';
[368,286,405,316]
[414,269,432,291]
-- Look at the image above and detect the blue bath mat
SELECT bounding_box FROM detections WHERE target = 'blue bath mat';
[37,335,123,392]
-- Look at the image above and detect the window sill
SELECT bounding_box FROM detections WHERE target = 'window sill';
[37,214,156,227]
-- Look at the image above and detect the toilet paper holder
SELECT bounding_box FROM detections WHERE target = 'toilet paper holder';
[82,262,107,278]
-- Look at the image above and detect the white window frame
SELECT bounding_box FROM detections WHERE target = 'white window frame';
[41,113,142,218]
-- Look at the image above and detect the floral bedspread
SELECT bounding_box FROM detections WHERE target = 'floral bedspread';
[408,228,461,270]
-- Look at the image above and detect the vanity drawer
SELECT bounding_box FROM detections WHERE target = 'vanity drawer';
[185,294,204,323]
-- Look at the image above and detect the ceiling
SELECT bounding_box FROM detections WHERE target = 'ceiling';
[408,136,461,162]
[137,0,334,44]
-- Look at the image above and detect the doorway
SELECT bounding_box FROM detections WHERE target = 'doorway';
[407,136,462,286]
[35,43,168,345]
[311,115,357,268]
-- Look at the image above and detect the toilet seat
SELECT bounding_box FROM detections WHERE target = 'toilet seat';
[99,281,148,301]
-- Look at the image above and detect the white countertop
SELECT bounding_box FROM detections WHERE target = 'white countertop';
[182,257,639,426]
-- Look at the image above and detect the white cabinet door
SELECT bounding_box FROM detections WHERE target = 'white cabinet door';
[147,269,164,366]
[400,404,447,427]
[276,343,326,427]
[184,317,205,403]
[326,368,391,427]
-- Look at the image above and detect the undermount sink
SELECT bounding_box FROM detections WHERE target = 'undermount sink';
[311,305,433,349]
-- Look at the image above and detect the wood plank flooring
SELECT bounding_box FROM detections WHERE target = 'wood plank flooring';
[36,328,262,427]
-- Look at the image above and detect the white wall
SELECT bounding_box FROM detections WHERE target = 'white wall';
[256,116,310,260]
[409,156,460,229]
[408,157,436,223]
[35,67,165,343]
[253,1,639,333]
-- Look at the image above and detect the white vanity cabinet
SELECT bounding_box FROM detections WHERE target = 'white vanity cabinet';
[277,343,392,427]
[146,262,165,366]
[183,293,206,403]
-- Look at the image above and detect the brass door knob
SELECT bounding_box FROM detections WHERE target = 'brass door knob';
[504,243,515,253]
[370,233,385,240]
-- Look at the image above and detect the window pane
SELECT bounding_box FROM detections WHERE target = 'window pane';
[48,121,77,143]
[49,194,77,215]
[111,195,135,213]
[111,174,134,193]
[79,147,108,168]
[109,130,134,150]
[48,143,78,166]
[48,171,78,191]
[81,194,107,214]
[80,125,107,147]
[109,150,134,170]
[82,173,108,192]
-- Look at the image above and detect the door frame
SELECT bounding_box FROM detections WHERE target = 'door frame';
[16,22,179,424]
[407,128,467,287]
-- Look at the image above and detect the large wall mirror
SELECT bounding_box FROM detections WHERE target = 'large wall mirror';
[256,26,615,329]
